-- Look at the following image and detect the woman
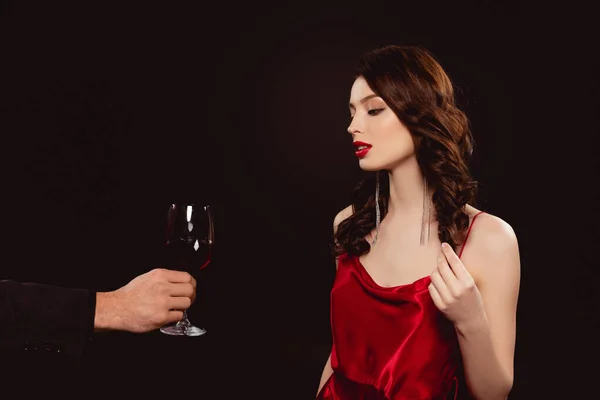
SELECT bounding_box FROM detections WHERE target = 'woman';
[316,45,520,400]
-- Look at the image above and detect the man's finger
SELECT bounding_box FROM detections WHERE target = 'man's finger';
[164,269,193,283]
[168,296,193,311]
[168,282,195,298]
[165,310,184,324]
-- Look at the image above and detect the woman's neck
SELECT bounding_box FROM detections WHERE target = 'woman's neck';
[385,157,431,221]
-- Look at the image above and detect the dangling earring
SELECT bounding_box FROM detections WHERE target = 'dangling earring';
[420,175,431,245]
[371,171,381,246]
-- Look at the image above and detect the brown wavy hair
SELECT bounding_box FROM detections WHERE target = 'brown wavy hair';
[333,45,478,257]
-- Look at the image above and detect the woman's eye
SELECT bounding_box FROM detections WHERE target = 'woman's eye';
[368,109,383,116]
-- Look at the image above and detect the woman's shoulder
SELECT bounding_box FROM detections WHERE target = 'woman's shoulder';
[465,205,517,246]
[333,204,354,231]
[461,205,520,281]
[461,206,521,294]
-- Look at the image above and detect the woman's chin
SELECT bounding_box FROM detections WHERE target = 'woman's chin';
[358,159,380,172]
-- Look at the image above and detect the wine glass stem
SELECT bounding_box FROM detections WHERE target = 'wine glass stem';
[181,310,190,326]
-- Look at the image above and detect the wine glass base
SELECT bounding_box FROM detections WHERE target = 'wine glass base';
[160,323,206,337]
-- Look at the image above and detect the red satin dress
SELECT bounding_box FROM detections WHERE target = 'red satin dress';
[317,212,483,400]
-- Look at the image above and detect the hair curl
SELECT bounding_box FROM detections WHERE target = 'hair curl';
[333,45,478,257]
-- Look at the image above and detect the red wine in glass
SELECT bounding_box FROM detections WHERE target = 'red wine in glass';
[160,203,214,336]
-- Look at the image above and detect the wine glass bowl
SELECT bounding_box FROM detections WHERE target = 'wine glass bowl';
[160,203,213,337]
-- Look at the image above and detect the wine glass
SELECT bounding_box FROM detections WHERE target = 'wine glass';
[159,203,214,336]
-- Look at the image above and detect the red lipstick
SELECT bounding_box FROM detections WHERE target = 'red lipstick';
[353,141,372,158]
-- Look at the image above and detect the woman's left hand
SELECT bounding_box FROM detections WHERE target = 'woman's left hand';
[428,242,487,330]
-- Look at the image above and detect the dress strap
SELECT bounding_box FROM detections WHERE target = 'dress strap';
[458,211,485,258]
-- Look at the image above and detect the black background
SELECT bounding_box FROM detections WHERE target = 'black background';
[1,0,598,398]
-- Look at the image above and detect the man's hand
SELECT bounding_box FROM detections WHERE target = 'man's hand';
[95,268,197,333]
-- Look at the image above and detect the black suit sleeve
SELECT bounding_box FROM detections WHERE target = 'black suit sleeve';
[0,279,96,362]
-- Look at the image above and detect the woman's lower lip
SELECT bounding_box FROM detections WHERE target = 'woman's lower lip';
[355,148,371,158]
